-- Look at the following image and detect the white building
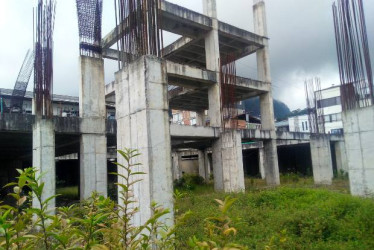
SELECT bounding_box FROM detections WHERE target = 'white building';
[317,85,343,134]
[278,85,344,134]
[288,115,310,133]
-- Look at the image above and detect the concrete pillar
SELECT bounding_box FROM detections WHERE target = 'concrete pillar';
[310,134,333,185]
[79,56,107,200]
[204,149,211,180]
[212,130,245,192]
[334,141,348,173]
[203,0,221,127]
[253,0,280,186]
[196,110,205,126]
[342,106,374,196]
[258,147,265,179]
[32,119,55,211]
[172,151,181,180]
[115,55,174,227]
[198,150,206,180]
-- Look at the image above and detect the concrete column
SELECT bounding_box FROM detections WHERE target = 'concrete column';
[79,56,107,200]
[258,147,265,179]
[196,110,205,126]
[342,106,374,196]
[254,0,280,186]
[334,141,348,173]
[310,134,333,185]
[198,150,206,180]
[212,130,245,192]
[203,0,221,127]
[32,118,55,211]
[204,149,211,180]
[115,55,174,227]
[172,151,181,180]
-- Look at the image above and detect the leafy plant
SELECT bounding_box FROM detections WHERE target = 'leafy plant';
[188,196,247,249]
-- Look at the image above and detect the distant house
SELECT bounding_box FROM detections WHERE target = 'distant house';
[275,85,345,134]
[316,85,343,134]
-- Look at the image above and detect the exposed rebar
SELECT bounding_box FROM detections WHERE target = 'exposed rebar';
[115,0,163,68]
[33,0,56,118]
[220,54,238,130]
[332,0,373,110]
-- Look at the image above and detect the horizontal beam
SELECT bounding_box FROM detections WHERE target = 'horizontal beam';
[102,0,212,49]
[170,124,219,139]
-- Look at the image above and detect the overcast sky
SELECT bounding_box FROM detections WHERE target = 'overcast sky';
[0,0,373,110]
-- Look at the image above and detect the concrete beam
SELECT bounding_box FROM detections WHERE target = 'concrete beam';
[102,0,212,49]
[218,21,264,47]
[170,124,219,139]
[162,37,194,58]
[166,61,217,87]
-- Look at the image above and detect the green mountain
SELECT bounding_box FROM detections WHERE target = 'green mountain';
[242,97,291,121]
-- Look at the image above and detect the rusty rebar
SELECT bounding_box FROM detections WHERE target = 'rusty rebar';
[332,0,373,110]
[305,78,325,134]
[220,54,238,130]
[34,0,56,118]
[116,0,163,68]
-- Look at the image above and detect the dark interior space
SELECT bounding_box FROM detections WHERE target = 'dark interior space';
[277,144,312,176]
[243,149,260,177]
[330,143,338,176]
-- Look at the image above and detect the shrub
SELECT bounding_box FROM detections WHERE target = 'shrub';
[174,174,205,190]
[0,149,243,249]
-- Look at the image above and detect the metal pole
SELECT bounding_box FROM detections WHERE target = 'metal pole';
[0,97,3,115]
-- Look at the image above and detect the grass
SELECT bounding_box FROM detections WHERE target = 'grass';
[174,177,374,249]
[56,186,79,206]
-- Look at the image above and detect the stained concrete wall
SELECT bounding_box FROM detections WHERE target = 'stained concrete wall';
[213,130,245,192]
[334,141,348,173]
[79,56,107,199]
[115,56,174,227]
[33,119,56,211]
[310,134,333,185]
[253,0,280,186]
[343,106,374,196]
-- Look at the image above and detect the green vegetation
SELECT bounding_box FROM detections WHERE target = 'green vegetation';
[175,177,374,249]
[1,151,373,249]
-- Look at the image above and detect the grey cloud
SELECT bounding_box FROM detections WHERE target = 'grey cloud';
[0,0,373,111]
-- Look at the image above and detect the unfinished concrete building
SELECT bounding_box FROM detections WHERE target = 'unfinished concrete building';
[0,0,352,226]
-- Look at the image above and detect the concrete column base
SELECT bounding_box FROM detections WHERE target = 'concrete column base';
[115,56,174,227]
[79,56,108,200]
[204,149,211,180]
[32,119,55,211]
[343,106,374,196]
[334,141,348,174]
[212,130,245,192]
[258,147,265,179]
[310,134,333,185]
[263,140,280,185]
[198,150,206,180]
[80,134,107,200]
[172,152,181,180]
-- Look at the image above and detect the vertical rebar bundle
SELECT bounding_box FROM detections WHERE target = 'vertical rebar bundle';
[115,0,163,68]
[220,55,238,130]
[332,0,373,110]
[305,78,325,134]
[10,50,35,112]
[76,0,103,57]
[34,0,56,118]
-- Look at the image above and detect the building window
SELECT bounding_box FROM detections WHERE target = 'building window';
[302,122,305,131]
[324,113,342,123]
[317,97,341,108]
[305,121,308,130]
